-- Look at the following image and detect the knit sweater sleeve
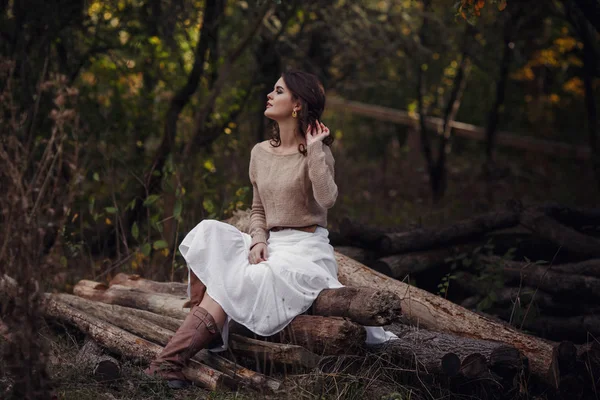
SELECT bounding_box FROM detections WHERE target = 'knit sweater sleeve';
[249,148,269,249]
[306,141,338,209]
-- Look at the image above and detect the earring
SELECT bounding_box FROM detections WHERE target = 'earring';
[292,110,297,118]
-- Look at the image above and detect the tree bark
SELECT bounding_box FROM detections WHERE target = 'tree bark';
[489,307,600,343]
[372,247,461,279]
[333,246,376,265]
[382,323,525,380]
[519,210,600,258]
[43,296,234,390]
[333,252,559,387]
[229,334,321,369]
[273,315,367,356]
[485,10,518,167]
[73,281,189,319]
[231,315,366,356]
[106,276,402,326]
[310,287,401,326]
[51,293,280,391]
[75,337,121,382]
[539,202,600,231]
[378,211,519,254]
[489,256,600,300]
[71,282,368,356]
[110,273,190,296]
[339,218,389,249]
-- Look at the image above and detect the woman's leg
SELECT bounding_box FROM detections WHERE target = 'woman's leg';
[144,271,227,388]
[198,293,227,328]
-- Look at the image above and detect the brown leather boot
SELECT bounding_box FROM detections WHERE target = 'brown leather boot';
[182,270,207,309]
[144,306,220,389]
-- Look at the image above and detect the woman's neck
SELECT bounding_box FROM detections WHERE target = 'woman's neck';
[277,119,305,148]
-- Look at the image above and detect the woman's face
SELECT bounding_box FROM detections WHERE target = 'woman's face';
[264,77,298,121]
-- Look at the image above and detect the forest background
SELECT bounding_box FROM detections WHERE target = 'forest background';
[1,0,600,398]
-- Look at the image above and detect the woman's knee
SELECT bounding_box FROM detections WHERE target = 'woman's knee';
[187,270,206,308]
[199,294,227,329]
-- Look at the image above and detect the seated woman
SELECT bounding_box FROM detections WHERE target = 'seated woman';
[145,69,397,388]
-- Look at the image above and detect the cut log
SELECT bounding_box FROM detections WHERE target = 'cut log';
[110,273,190,296]
[50,293,279,391]
[42,296,234,390]
[372,247,460,279]
[488,256,600,300]
[75,337,121,382]
[229,334,321,369]
[459,353,488,379]
[74,281,189,319]
[339,218,388,248]
[333,252,558,387]
[71,283,367,357]
[377,211,520,254]
[488,307,600,343]
[519,210,600,258]
[273,315,366,356]
[547,259,600,278]
[55,293,181,346]
[333,246,375,265]
[383,323,525,379]
[87,277,401,326]
[539,203,600,230]
[310,287,401,326]
[223,212,558,386]
[231,315,366,356]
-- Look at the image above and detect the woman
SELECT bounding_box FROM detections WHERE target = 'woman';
[145,70,396,388]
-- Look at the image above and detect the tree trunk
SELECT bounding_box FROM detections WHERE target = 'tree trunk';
[110,273,190,296]
[333,246,375,265]
[71,282,368,356]
[75,337,121,382]
[378,211,519,254]
[333,252,559,387]
[43,296,234,390]
[51,293,280,391]
[339,217,389,249]
[489,306,600,343]
[229,334,321,369]
[489,256,600,300]
[485,11,517,167]
[310,287,401,326]
[106,276,402,326]
[372,247,462,279]
[383,323,525,380]
[519,210,600,258]
[232,316,366,356]
[539,202,600,231]
[73,281,189,319]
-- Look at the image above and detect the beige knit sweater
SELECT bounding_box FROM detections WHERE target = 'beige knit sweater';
[248,140,338,249]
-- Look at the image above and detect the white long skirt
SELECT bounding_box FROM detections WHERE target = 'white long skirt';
[179,219,397,352]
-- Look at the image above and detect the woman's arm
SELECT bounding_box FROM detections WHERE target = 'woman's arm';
[307,141,338,209]
[249,150,269,249]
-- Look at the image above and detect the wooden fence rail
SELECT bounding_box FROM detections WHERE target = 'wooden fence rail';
[326,95,591,161]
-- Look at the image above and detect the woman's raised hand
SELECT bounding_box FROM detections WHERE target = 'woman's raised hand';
[306,120,330,146]
[249,242,268,264]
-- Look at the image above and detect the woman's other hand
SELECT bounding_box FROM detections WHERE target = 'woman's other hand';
[249,243,268,264]
[306,120,330,146]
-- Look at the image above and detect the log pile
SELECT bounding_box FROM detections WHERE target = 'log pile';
[2,204,598,397]
[32,276,539,394]
[333,202,600,345]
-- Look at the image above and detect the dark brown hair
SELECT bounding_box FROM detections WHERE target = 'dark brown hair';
[268,69,334,156]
